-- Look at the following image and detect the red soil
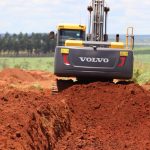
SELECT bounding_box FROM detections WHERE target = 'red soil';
[55,82,150,149]
[0,89,70,150]
[0,68,55,89]
[0,69,149,150]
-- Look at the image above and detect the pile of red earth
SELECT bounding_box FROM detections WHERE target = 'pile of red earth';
[0,89,70,149]
[0,68,54,83]
[0,68,55,90]
[55,82,150,149]
[0,72,150,149]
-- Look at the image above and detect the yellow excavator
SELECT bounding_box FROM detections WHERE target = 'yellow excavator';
[50,0,134,92]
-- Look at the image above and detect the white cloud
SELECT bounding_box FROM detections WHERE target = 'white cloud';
[0,0,149,34]
[107,0,150,34]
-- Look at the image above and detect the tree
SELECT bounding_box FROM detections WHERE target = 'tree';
[0,32,56,56]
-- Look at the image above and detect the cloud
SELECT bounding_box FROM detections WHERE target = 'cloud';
[107,0,150,34]
[0,0,149,34]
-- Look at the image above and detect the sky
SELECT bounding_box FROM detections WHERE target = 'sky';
[0,0,150,34]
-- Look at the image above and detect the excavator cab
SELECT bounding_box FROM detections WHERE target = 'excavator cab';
[57,24,86,46]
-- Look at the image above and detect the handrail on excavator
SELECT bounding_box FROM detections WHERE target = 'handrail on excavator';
[126,27,134,50]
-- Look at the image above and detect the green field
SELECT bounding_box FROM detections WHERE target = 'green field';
[0,57,54,72]
[134,55,150,84]
[0,48,150,84]
[133,47,150,84]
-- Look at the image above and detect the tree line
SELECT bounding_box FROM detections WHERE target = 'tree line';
[0,33,56,56]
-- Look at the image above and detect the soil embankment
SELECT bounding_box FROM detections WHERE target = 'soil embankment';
[0,69,149,150]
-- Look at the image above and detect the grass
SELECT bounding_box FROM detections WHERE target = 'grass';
[133,49,150,84]
[134,47,150,51]
[0,57,54,72]
[133,55,150,84]
[135,54,150,63]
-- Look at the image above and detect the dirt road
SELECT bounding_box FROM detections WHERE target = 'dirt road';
[0,69,149,150]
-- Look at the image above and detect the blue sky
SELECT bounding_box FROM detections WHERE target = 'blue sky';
[0,0,150,34]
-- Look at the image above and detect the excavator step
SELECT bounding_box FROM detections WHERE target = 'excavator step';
[51,79,59,94]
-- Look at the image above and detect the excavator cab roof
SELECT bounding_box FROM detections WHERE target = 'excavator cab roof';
[57,24,86,31]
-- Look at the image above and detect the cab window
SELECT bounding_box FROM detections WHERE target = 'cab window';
[58,29,85,46]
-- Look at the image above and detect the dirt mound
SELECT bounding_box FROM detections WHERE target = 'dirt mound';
[0,69,150,150]
[0,68,54,83]
[55,82,150,149]
[0,89,70,150]
[142,82,150,91]
[0,68,55,90]
[0,69,54,83]
[0,68,35,82]
[26,70,54,81]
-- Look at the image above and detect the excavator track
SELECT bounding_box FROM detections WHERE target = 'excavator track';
[51,77,76,94]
